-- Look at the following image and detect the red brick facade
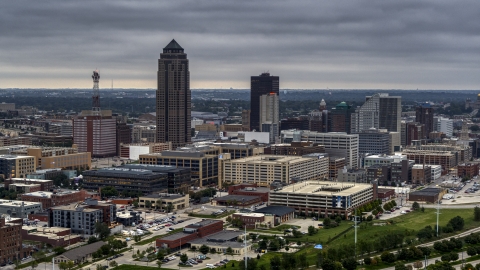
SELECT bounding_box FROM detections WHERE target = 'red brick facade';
[21,190,88,209]
[228,183,269,202]
[156,220,223,249]
[0,218,22,264]
[458,163,480,178]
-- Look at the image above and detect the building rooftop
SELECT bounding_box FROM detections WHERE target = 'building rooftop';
[123,164,188,173]
[60,241,106,260]
[272,180,373,197]
[141,194,185,200]
[0,199,41,207]
[11,178,53,183]
[410,188,443,196]
[52,203,100,212]
[186,219,222,228]
[235,213,265,218]
[226,155,319,165]
[254,206,295,216]
[213,195,260,203]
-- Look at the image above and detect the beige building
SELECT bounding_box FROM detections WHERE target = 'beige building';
[138,194,189,210]
[222,154,329,187]
[269,180,374,218]
[10,145,91,170]
[0,155,36,178]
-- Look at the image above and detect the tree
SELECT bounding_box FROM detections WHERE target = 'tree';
[53,246,66,255]
[412,202,420,211]
[342,257,358,270]
[133,200,139,207]
[59,262,68,270]
[166,203,174,213]
[474,206,480,221]
[413,261,423,269]
[32,251,46,270]
[323,217,332,227]
[180,253,188,264]
[247,258,258,270]
[199,244,209,255]
[156,260,162,269]
[308,225,317,236]
[271,255,281,270]
[134,234,142,242]
[298,253,308,269]
[210,247,216,254]
[88,236,98,244]
[395,263,408,270]
[100,186,118,198]
[155,199,163,210]
[381,251,396,263]
[145,200,152,208]
[226,247,233,255]
[448,216,465,231]
[467,246,478,256]
[95,222,111,239]
[335,216,342,224]
[364,257,372,265]
[322,258,338,270]
[109,261,118,267]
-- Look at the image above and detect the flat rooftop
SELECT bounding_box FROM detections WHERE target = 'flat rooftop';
[186,219,222,228]
[52,204,100,212]
[227,155,315,165]
[11,178,53,183]
[141,194,185,200]
[0,199,41,207]
[410,188,443,196]
[272,181,372,196]
[214,195,260,202]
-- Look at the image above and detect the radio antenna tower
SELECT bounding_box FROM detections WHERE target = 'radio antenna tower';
[92,70,101,114]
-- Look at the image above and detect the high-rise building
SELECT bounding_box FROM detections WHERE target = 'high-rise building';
[358,128,390,155]
[156,39,191,149]
[259,93,279,143]
[415,103,434,138]
[250,73,279,131]
[434,116,454,137]
[73,70,117,158]
[328,101,354,133]
[351,93,401,133]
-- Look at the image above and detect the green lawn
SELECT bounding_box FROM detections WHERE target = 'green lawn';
[112,265,174,270]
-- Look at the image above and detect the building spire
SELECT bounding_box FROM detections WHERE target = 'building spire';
[92,70,100,114]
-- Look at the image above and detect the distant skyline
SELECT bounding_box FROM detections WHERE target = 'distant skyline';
[2,1,480,90]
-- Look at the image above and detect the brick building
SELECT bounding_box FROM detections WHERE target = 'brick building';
[264,142,325,156]
[228,183,270,202]
[6,178,54,191]
[0,218,21,264]
[232,213,274,229]
[21,226,81,247]
[21,189,88,209]
[457,163,480,178]
[156,219,223,250]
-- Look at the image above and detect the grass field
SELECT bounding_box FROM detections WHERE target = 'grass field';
[112,265,175,270]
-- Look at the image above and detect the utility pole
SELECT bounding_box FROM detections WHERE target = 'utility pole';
[436,197,440,237]
[354,208,357,259]
[244,224,247,270]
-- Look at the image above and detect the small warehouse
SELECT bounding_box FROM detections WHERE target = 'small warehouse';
[408,188,447,203]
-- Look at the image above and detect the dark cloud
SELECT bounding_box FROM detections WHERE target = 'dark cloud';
[1,0,480,89]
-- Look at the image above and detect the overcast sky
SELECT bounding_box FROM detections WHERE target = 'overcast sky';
[1,1,480,90]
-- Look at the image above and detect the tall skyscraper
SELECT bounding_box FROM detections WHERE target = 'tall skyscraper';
[328,101,354,133]
[73,71,117,158]
[250,73,279,131]
[415,103,434,138]
[351,93,401,133]
[156,39,191,149]
[259,93,279,143]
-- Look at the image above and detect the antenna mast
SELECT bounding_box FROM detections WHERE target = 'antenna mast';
[92,70,101,114]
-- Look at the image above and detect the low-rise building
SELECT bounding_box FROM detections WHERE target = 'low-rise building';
[363,154,407,168]
[10,146,91,170]
[412,165,432,185]
[189,231,252,255]
[253,206,295,226]
[21,190,89,209]
[212,195,262,207]
[377,188,395,201]
[8,183,41,193]
[457,163,480,178]
[232,213,274,229]
[6,178,54,191]
[228,183,270,202]
[409,188,447,203]
[116,211,141,227]
[138,194,189,211]
[122,164,192,194]
[269,181,375,218]
[0,199,42,218]
[156,219,223,250]
[366,164,391,184]
[264,142,325,156]
[329,156,346,180]
[119,142,172,160]
[50,204,104,237]
[54,241,105,264]
[21,226,81,248]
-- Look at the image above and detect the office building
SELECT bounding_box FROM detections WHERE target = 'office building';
[329,156,346,180]
[156,39,191,148]
[280,117,310,131]
[358,128,390,155]
[116,122,132,156]
[269,181,375,218]
[82,167,171,194]
[405,122,426,146]
[328,101,355,133]
[416,103,434,138]
[402,149,456,174]
[5,178,54,191]
[132,125,156,143]
[0,137,31,147]
[138,194,189,210]
[351,93,401,133]
[366,164,391,184]
[434,117,454,137]
[293,131,359,168]
[73,70,116,158]
[457,163,480,178]
[264,142,325,156]
[22,226,82,248]
[222,154,329,187]
[228,183,270,202]
[390,160,414,185]
[363,154,407,168]
[139,147,218,187]
[119,142,172,160]
[0,155,36,179]
[250,73,279,131]
[412,165,432,185]
[122,164,191,194]
[337,168,367,183]
[212,142,264,159]
[11,146,91,170]
[259,92,279,143]
[0,199,42,218]
[241,110,251,131]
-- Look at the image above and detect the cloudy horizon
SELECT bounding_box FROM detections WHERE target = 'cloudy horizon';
[2,1,480,90]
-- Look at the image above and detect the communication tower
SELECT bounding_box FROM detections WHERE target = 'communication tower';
[92,70,101,113]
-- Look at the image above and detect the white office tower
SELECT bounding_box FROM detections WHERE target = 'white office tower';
[351,93,401,133]
[434,116,454,137]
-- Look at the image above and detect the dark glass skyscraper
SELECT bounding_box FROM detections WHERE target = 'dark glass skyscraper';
[156,39,191,148]
[415,103,434,138]
[250,73,279,131]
